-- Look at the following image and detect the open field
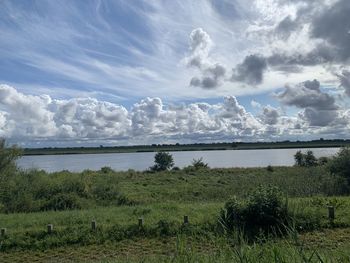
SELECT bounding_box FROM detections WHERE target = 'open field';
[1,162,350,262]
[23,139,350,155]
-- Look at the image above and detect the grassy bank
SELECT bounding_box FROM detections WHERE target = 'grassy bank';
[1,197,350,251]
[1,166,350,252]
[2,146,350,262]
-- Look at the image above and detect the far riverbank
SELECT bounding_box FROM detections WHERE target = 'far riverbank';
[23,139,350,156]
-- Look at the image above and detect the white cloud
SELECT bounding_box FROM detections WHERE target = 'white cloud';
[259,105,280,125]
[0,84,348,146]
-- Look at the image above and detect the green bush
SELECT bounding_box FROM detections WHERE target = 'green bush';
[294,150,317,167]
[0,168,131,213]
[219,186,288,237]
[41,193,83,211]
[0,139,22,180]
[100,166,114,174]
[150,152,174,171]
[328,147,350,183]
[191,158,209,170]
[266,165,274,172]
[318,156,329,165]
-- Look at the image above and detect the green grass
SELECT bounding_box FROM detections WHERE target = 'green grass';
[117,166,347,203]
[1,197,350,251]
[1,165,350,262]
[2,229,350,262]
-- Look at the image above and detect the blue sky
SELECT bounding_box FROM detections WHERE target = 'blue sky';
[0,0,349,147]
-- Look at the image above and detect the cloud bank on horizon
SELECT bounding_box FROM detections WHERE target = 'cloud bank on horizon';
[0,0,350,146]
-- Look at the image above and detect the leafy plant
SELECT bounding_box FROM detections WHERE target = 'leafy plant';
[294,150,317,167]
[100,166,114,174]
[219,186,288,238]
[150,152,174,171]
[191,158,209,170]
[304,151,317,167]
[266,165,274,172]
[0,139,22,184]
[41,193,83,211]
[328,147,350,183]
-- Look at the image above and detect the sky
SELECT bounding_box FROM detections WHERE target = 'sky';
[0,0,350,147]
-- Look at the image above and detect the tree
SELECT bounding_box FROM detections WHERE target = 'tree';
[150,152,174,171]
[294,151,304,166]
[294,150,317,167]
[328,147,350,183]
[304,150,317,167]
[0,139,22,182]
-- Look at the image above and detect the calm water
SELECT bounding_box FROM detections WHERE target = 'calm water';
[17,148,340,173]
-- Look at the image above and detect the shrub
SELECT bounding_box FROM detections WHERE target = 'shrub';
[41,193,83,211]
[155,219,177,236]
[100,166,114,174]
[91,173,132,205]
[266,165,274,172]
[328,147,350,183]
[219,186,288,237]
[318,156,329,165]
[0,139,22,185]
[294,151,304,166]
[150,152,174,171]
[191,158,209,170]
[294,150,317,167]
[304,150,317,167]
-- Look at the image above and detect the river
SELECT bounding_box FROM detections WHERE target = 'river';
[17,147,340,172]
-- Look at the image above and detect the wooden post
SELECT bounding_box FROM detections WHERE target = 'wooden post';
[91,220,97,231]
[0,228,6,236]
[47,224,53,234]
[138,218,143,228]
[184,215,189,225]
[328,206,335,221]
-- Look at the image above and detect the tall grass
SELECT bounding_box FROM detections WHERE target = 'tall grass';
[1,165,348,214]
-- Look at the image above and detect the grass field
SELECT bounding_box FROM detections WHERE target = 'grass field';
[1,163,350,262]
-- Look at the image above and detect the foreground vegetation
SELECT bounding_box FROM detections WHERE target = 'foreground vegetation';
[1,143,350,262]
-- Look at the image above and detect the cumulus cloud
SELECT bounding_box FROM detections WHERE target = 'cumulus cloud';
[276,80,337,110]
[0,84,265,144]
[274,15,299,39]
[276,80,341,126]
[231,54,267,85]
[336,70,350,97]
[263,0,350,73]
[187,28,213,69]
[186,28,226,89]
[260,106,280,125]
[0,84,130,140]
[190,64,226,89]
[0,84,348,145]
[310,0,350,63]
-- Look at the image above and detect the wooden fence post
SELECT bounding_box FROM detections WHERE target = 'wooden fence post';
[138,218,143,228]
[184,215,189,225]
[47,224,53,234]
[328,206,335,221]
[91,220,97,231]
